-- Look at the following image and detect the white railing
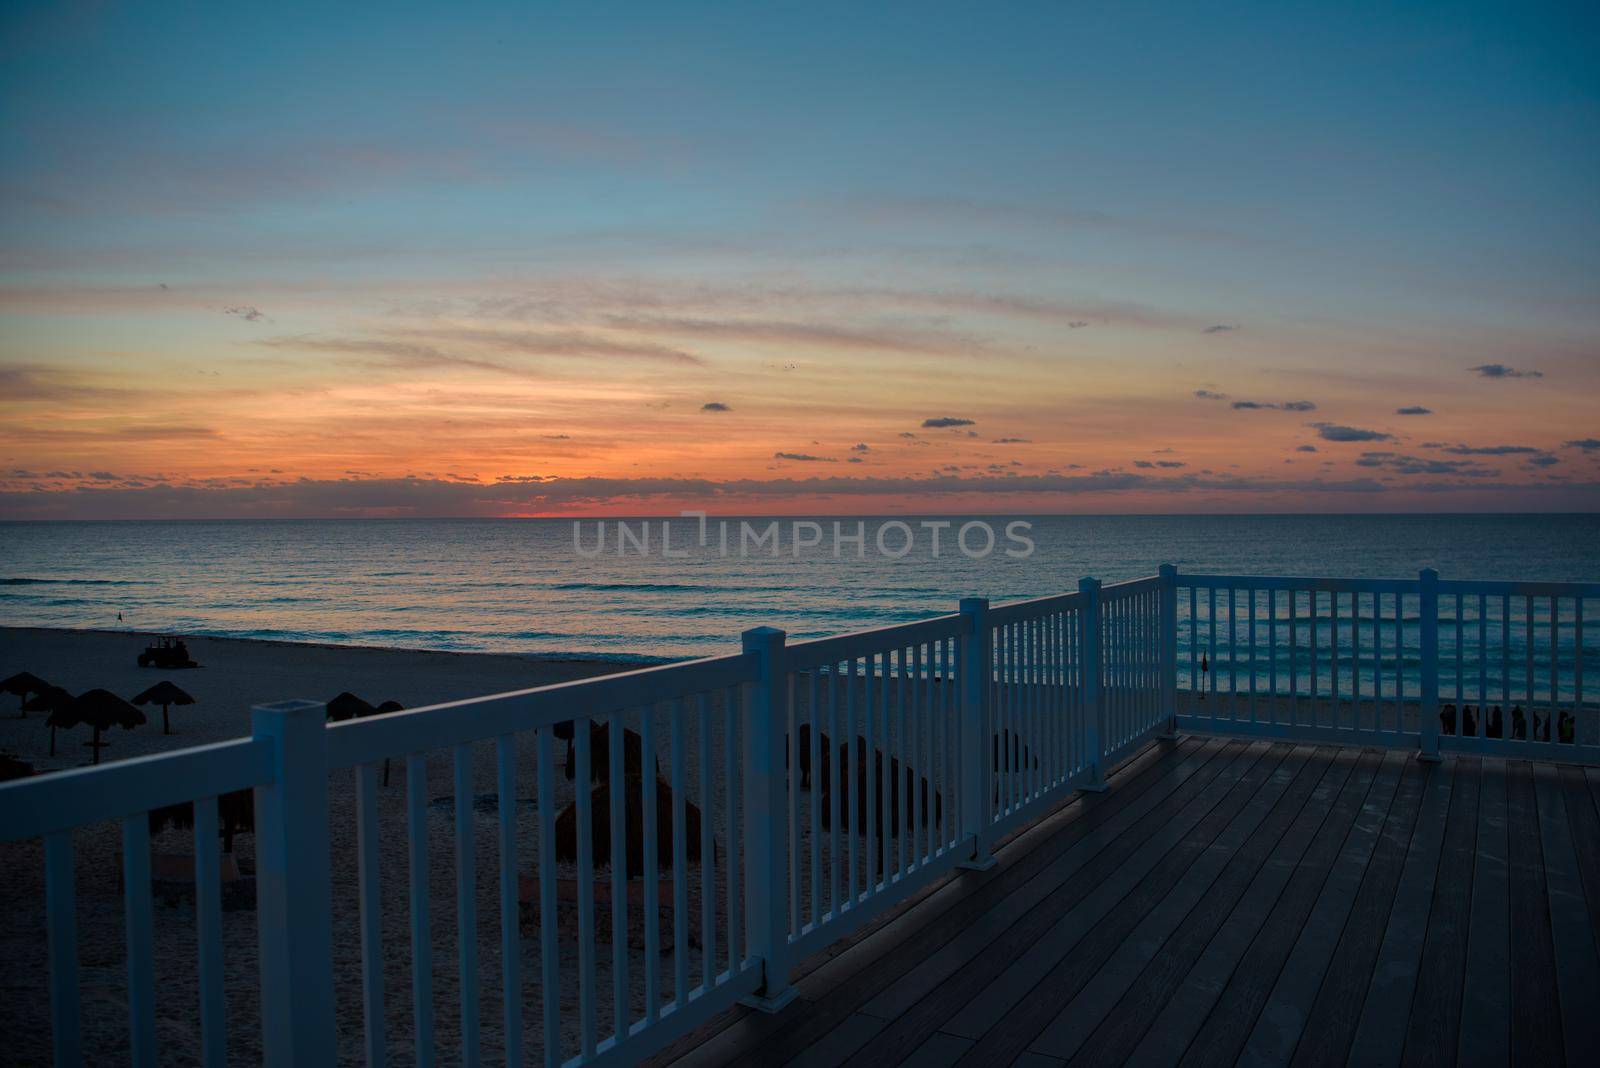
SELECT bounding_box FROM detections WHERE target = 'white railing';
[1,564,1593,1066]
[1174,570,1600,763]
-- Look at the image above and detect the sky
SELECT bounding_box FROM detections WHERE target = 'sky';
[2,1,1598,518]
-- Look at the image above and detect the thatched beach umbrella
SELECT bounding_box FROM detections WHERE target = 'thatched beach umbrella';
[149,788,255,853]
[131,680,194,735]
[326,691,374,723]
[27,686,74,757]
[2,671,52,719]
[562,721,657,784]
[58,688,145,765]
[553,775,704,878]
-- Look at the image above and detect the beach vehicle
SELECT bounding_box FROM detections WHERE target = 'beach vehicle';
[136,636,198,669]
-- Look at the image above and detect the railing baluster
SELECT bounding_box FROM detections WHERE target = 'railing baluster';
[573,722,597,1058]
[122,815,156,1068]
[807,669,820,925]
[494,736,521,1068]
[406,752,435,1067]
[699,693,715,991]
[194,795,226,1068]
[724,690,741,973]
[671,699,689,1007]
[912,641,923,863]
[641,705,659,1017]
[535,727,560,1065]
[862,654,874,893]
[606,714,627,1039]
[355,765,385,1068]
[846,657,857,905]
[44,830,81,1068]
[828,662,840,914]
[455,744,480,1068]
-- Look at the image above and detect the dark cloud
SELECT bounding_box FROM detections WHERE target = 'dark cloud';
[991,438,1031,444]
[773,452,837,463]
[1193,390,1227,400]
[224,305,264,322]
[921,417,975,428]
[1068,321,1089,329]
[1564,438,1600,452]
[1201,324,1239,334]
[1526,455,1560,468]
[1470,363,1543,379]
[1231,400,1317,411]
[851,443,870,452]
[1296,445,1318,453]
[1355,452,1497,477]
[1310,422,1395,443]
[1395,406,1433,415]
[701,402,731,412]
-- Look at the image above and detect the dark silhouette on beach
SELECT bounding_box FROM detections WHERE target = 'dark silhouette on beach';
[1511,705,1526,739]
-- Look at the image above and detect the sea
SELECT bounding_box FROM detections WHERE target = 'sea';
[2,515,1596,665]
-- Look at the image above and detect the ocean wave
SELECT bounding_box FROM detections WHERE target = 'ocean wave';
[2,576,147,586]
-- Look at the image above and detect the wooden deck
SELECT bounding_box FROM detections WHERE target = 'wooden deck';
[651,736,1600,1068]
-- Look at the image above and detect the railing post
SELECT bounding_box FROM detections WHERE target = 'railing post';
[1419,569,1441,763]
[1080,577,1108,791]
[739,626,798,1012]
[250,699,336,1065]
[957,597,997,871]
[1159,564,1179,739]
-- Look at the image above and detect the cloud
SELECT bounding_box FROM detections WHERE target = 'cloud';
[1231,400,1317,411]
[1440,443,1540,456]
[773,452,837,463]
[851,443,870,452]
[1470,363,1543,379]
[701,402,731,412]
[1526,455,1560,468]
[921,417,975,428]
[1564,438,1600,452]
[1193,390,1227,400]
[600,314,984,356]
[1201,324,1239,334]
[1395,406,1433,415]
[1296,445,1318,453]
[1355,452,1498,477]
[991,438,1031,444]
[224,305,265,322]
[1310,422,1395,443]
[1068,321,1089,329]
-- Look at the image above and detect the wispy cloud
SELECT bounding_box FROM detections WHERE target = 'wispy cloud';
[1564,438,1600,452]
[1440,443,1540,455]
[1201,324,1239,334]
[701,401,731,412]
[773,452,836,463]
[1395,406,1432,415]
[922,416,975,428]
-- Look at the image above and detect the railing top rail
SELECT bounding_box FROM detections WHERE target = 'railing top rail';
[0,736,273,842]
[323,649,756,769]
[1176,570,1600,598]
[783,612,964,670]
[1099,575,1164,599]
[987,589,1087,626]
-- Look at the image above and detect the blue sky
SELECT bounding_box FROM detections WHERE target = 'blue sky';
[2,2,1597,516]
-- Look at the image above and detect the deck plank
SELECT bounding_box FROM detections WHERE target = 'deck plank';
[1505,760,1564,1067]
[1399,757,1483,1066]
[944,745,1321,1047]
[1533,762,1600,1061]
[1456,758,1509,1067]
[856,740,1236,1023]
[1168,748,1385,1068]
[694,738,1211,1068]
[1558,765,1600,971]
[1234,750,1411,1068]
[1344,753,1459,1067]
[951,745,1332,1063]
[1288,754,1441,1066]
[1041,748,1375,1064]
[837,742,1281,1067]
